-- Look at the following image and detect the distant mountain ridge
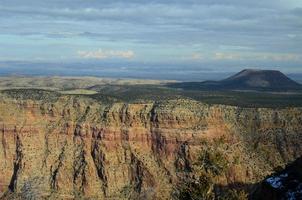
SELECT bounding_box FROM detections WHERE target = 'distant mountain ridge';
[168,69,302,91]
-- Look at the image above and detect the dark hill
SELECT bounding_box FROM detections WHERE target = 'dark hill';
[167,69,302,92]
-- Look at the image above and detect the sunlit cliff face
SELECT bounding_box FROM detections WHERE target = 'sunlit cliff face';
[0,94,302,199]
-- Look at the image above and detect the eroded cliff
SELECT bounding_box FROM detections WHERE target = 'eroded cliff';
[0,94,302,199]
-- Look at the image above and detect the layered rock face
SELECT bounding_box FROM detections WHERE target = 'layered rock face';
[0,96,302,199]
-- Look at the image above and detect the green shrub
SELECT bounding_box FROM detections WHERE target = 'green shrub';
[197,150,228,176]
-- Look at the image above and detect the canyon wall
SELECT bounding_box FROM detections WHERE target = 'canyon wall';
[0,95,302,199]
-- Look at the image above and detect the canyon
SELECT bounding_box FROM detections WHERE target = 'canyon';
[0,90,302,199]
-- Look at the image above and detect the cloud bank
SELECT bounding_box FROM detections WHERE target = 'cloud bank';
[78,49,135,59]
[0,0,301,73]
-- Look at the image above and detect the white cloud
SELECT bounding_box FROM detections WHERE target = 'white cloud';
[213,52,242,60]
[212,52,301,61]
[260,53,301,61]
[77,49,135,59]
[191,53,204,60]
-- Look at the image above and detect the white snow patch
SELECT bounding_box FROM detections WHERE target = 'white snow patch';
[280,173,288,178]
[266,173,288,189]
[286,191,296,200]
[266,176,283,188]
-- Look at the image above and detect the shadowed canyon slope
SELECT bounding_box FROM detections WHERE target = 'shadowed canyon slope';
[0,90,302,199]
[255,156,302,200]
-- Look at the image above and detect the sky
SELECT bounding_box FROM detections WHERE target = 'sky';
[0,0,302,79]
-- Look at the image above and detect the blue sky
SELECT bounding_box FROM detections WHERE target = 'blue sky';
[0,0,302,77]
